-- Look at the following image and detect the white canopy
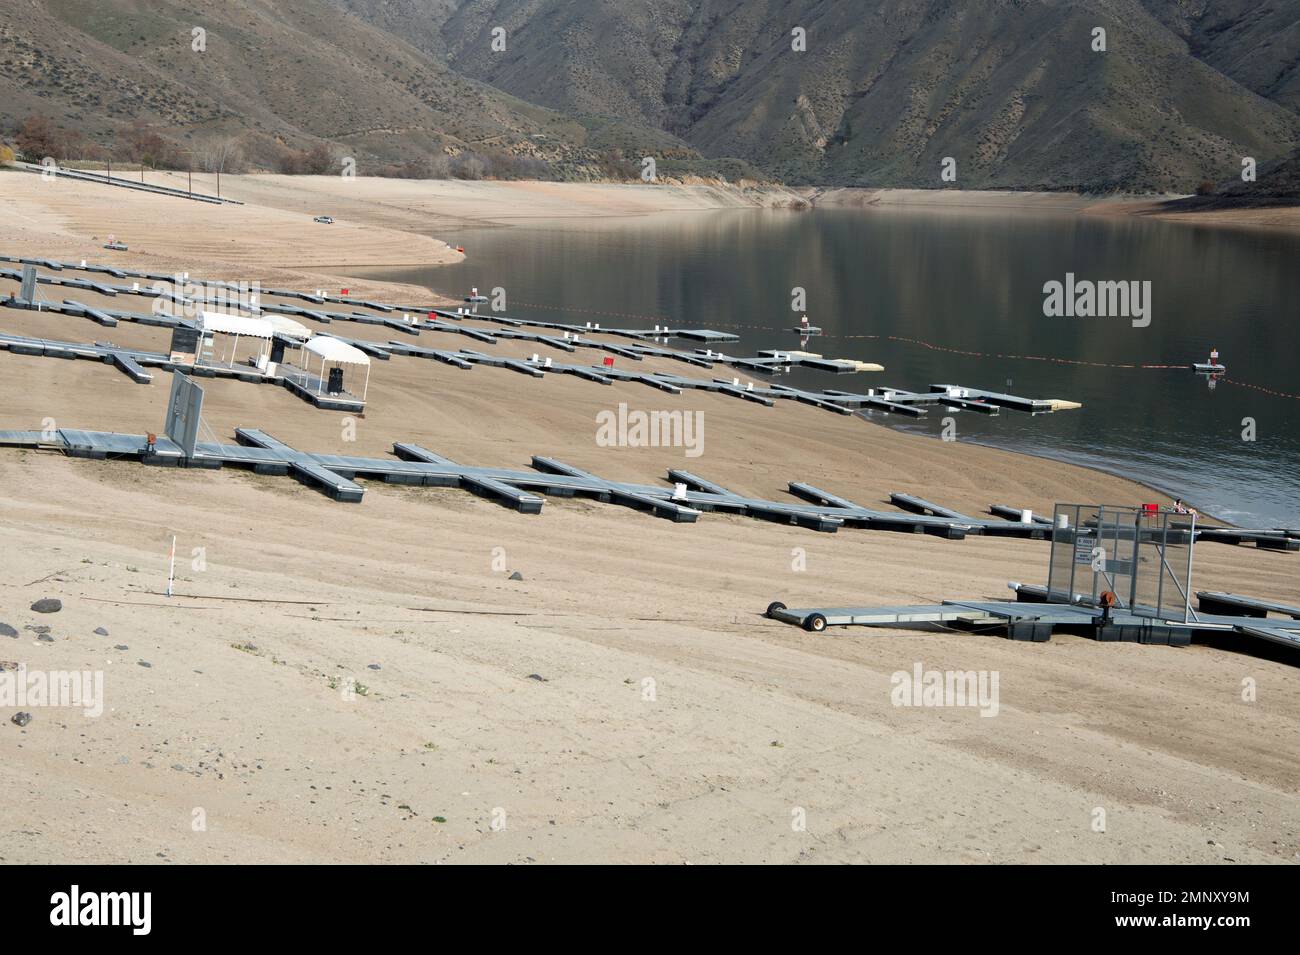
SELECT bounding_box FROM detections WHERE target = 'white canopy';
[265,314,312,340]
[304,336,370,366]
[200,310,273,339]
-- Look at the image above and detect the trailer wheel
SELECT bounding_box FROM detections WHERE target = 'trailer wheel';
[765,601,787,618]
[803,613,827,633]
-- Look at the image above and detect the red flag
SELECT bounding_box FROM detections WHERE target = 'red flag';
[603,356,614,368]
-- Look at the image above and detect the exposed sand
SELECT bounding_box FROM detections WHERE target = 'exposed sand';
[1,172,1297,864]
[814,186,1300,234]
[1083,197,1300,233]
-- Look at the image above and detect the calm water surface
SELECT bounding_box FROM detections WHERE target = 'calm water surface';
[362,207,1300,527]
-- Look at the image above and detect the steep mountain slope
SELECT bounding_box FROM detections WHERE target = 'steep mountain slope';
[1140,0,1300,113]
[0,0,704,174]
[3,0,1298,189]
[348,0,1300,190]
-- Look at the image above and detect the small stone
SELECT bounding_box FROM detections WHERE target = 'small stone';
[527,673,547,682]
[11,712,31,727]
[509,571,523,581]
[94,627,109,636]
[367,663,381,670]
[0,623,17,638]
[137,660,153,668]
[114,645,129,651]
[30,598,62,613]
[37,634,54,643]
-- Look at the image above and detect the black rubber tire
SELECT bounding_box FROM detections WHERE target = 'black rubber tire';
[765,601,787,618]
[804,613,827,633]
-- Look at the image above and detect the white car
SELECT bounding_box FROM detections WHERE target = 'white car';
[313,215,334,224]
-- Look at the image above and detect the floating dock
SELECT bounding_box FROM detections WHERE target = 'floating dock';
[0,425,1069,539]
[762,595,1300,655]
[4,255,1082,427]
[994,501,1300,550]
[0,330,364,411]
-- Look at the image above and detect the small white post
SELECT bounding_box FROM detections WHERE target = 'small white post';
[166,535,177,598]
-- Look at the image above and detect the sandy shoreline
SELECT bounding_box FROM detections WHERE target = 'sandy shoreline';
[1,171,1297,864]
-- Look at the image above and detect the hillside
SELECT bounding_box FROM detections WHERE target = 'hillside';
[3,0,1299,190]
[1140,0,1300,113]
[374,0,1300,191]
[0,0,734,178]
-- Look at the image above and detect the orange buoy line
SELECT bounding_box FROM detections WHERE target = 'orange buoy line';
[1221,378,1300,401]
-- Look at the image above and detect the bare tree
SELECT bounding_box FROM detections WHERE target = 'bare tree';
[198,136,245,176]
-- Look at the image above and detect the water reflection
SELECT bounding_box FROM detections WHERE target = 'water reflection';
[359,207,1300,526]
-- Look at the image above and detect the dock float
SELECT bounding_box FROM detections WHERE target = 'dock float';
[995,502,1299,550]
[763,594,1300,656]
[3,424,1009,535]
[1196,591,1300,619]
[235,429,363,502]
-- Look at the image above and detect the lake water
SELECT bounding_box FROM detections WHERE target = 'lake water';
[361,207,1300,527]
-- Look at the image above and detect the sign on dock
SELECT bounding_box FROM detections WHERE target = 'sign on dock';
[164,373,204,458]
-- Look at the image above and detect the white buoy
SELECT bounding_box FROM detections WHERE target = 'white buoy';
[1057,514,1070,529]
[1020,509,1034,524]
[544,356,552,368]
[672,482,688,501]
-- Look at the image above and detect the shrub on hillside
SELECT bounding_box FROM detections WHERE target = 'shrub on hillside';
[276,143,337,175]
[116,119,183,169]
